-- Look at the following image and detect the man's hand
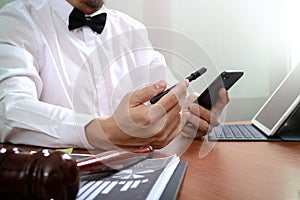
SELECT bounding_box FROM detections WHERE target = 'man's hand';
[182,88,230,139]
[85,80,189,149]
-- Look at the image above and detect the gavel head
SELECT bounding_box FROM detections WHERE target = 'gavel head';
[0,148,80,200]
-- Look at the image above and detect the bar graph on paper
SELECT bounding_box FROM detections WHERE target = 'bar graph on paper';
[76,155,177,200]
[77,169,156,200]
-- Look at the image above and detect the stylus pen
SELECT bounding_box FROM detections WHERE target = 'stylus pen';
[150,67,207,104]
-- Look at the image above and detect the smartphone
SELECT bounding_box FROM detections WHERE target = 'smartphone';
[195,70,244,109]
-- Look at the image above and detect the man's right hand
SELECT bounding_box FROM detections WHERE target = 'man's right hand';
[85,80,189,149]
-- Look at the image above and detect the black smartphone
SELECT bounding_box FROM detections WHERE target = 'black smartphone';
[195,70,244,109]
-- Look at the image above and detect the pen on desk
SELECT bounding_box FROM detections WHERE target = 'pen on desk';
[77,145,153,175]
[150,67,207,104]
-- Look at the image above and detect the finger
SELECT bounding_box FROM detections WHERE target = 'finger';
[189,103,212,123]
[181,121,198,139]
[151,113,181,148]
[188,103,221,129]
[170,79,190,107]
[209,88,229,125]
[147,101,181,126]
[130,80,167,106]
[181,109,191,130]
[149,101,181,133]
[150,80,189,121]
[148,103,184,148]
[182,125,202,139]
[182,92,199,110]
[212,88,229,112]
[187,92,199,103]
[186,111,210,134]
[157,79,189,110]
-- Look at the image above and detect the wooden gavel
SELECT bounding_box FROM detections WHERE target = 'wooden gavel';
[0,146,153,200]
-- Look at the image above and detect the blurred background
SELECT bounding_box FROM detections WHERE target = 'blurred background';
[106,0,300,122]
[1,0,299,122]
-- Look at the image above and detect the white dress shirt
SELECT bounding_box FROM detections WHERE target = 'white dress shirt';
[0,0,166,148]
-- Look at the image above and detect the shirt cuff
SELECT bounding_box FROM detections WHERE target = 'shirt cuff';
[57,113,95,149]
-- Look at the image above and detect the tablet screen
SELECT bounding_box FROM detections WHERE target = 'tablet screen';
[252,65,300,136]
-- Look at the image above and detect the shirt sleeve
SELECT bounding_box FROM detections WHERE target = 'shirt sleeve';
[0,6,95,149]
[0,47,95,149]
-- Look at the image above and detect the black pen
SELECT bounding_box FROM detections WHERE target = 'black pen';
[150,67,207,104]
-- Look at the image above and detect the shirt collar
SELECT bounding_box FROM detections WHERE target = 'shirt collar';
[87,5,107,17]
[48,0,74,23]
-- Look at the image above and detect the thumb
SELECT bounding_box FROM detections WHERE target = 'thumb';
[130,80,167,106]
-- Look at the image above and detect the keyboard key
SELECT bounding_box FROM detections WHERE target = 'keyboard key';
[210,126,223,138]
[222,126,234,138]
[229,125,253,138]
[236,125,255,138]
[225,125,243,138]
[244,125,265,138]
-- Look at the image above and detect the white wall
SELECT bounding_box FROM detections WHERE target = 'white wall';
[107,0,292,122]
[285,0,300,69]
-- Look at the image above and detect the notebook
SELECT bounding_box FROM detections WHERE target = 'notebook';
[73,154,187,200]
[208,64,300,141]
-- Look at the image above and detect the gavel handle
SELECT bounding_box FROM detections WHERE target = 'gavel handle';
[77,146,153,176]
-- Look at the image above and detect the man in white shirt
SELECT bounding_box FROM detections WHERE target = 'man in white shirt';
[0,0,229,149]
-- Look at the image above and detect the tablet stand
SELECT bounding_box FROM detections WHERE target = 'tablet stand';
[277,103,300,141]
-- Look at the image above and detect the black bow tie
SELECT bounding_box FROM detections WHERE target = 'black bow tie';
[68,7,107,34]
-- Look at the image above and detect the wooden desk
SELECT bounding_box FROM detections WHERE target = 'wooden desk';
[178,140,300,200]
[1,141,300,200]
